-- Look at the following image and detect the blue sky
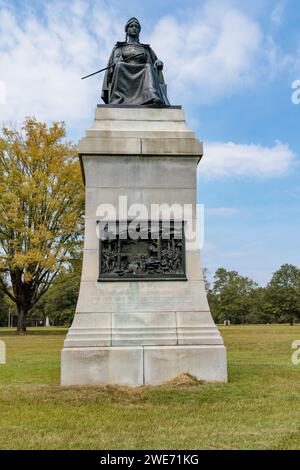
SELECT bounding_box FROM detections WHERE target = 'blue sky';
[0,0,299,285]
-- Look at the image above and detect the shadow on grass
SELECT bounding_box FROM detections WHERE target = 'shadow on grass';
[0,328,67,337]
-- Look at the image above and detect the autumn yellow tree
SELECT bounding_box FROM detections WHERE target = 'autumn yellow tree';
[0,118,84,333]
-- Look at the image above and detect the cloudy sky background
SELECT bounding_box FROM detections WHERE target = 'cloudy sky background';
[0,0,299,285]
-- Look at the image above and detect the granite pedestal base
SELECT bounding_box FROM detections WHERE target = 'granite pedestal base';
[61,106,227,386]
[61,345,227,386]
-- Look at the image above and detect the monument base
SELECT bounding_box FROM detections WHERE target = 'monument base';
[61,106,228,387]
[61,345,227,387]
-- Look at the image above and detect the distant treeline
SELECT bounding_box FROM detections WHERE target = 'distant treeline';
[0,269,80,328]
[207,264,300,325]
[0,263,299,327]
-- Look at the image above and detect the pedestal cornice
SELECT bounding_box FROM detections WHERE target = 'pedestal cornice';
[79,106,203,158]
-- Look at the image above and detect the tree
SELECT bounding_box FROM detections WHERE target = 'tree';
[203,267,210,293]
[0,292,17,327]
[43,271,80,326]
[0,291,8,326]
[246,287,275,324]
[33,256,82,326]
[267,264,300,325]
[208,268,258,324]
[0,118,84,333]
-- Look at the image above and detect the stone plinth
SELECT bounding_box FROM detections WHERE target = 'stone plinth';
[61,105,227,386]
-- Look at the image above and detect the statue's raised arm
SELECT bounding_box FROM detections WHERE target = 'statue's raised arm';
[101,18,170,107]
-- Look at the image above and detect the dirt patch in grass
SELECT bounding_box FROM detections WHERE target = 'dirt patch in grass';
[163,373,204,387]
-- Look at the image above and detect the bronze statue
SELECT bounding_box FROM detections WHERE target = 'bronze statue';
[101,18,170,106]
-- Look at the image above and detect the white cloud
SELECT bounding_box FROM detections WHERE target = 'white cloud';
[149,2,263,104]
[0,79,6,105]
[200,141,296,179]
[0,0,122,129]
[0,0,295,131]
[0,0,279,130]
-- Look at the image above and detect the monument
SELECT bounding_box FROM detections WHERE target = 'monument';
[61,18,227,386]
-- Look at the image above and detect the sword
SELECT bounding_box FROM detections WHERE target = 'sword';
[81,53,145,80]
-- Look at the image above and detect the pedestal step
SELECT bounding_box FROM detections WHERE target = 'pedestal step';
[61,345,227,387]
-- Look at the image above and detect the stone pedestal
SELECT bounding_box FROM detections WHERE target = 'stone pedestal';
[61,105,227,386]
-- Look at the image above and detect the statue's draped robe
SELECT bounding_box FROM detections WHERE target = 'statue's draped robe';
[101,42,170,106]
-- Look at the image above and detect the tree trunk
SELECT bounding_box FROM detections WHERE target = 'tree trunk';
[17,307,27,334]
[290,315,294,326]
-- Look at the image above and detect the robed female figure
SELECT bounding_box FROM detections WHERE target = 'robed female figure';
[101,18,170,106]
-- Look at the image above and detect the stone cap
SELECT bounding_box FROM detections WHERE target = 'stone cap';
[79,106,203,157]
[96,104,182,109]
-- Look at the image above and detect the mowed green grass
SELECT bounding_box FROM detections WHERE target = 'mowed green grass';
[0,325,300,450]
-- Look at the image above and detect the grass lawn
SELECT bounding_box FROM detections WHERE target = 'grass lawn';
[0,325,300,450]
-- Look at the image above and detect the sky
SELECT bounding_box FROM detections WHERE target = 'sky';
[0,0,299,285]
